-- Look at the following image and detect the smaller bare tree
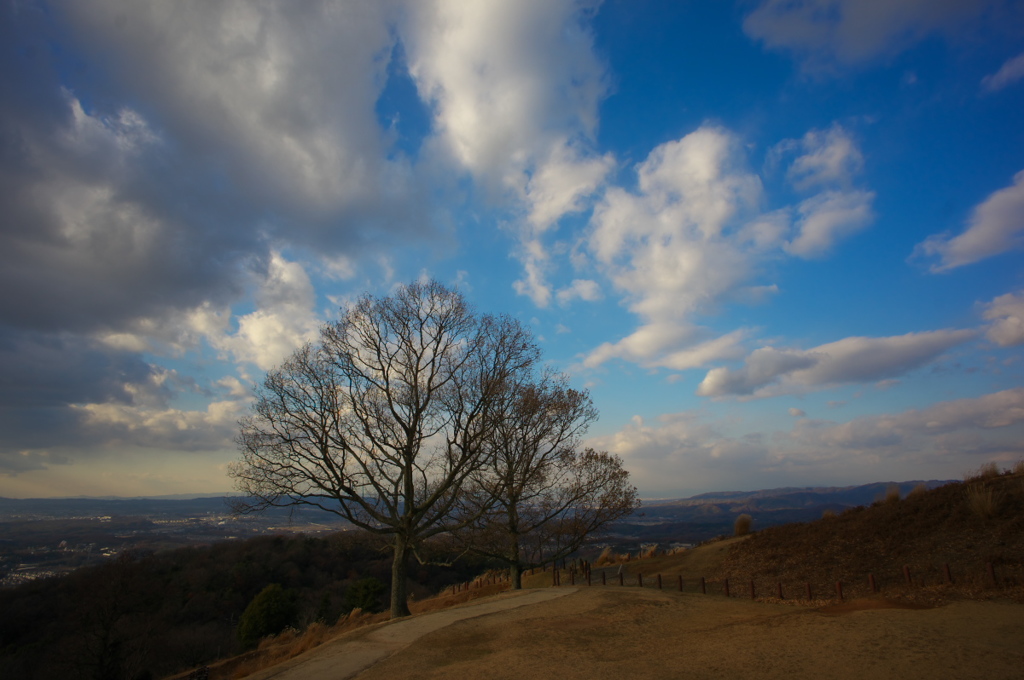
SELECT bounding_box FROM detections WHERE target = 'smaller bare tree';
[461,373,639,588]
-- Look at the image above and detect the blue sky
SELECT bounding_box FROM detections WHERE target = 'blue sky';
[2,0,1023,499]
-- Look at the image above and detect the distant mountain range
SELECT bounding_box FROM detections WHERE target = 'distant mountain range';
[1,480,958,545]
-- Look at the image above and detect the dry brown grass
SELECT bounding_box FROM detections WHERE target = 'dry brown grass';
[821,509,836,519]
[734,513,752,536]
[719,473,1024,607]
[1012,459,1024,476]
[885,483,901,503]
[595,546,633,566]
[965,485,1001,519]
[226,615,375,679]
[595,546,615,566]
[908,483,928,498]
[966,461,1001,481]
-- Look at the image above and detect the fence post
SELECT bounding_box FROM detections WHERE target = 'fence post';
[724,578,730,597]
[988,562,997,586]
[903,564,912,587]
[638,573,643,588]
[678,575,683,592]
[657,574,662,590]
[619,572,624,586]
[806,583,812,601]
[700,576,706,594]
[553,569,558,587]
[587,570,591,586]
[750,579,755,600]
[602,571,607,586]
[570,570,575,586]
[777,582,783,599]
[868,573,877,593]
[835,581,843,602]
[943,563,952,584]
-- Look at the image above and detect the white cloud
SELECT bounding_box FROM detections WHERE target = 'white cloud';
[697,329,976,398]
[65,1,406,218]
[916,170,1024,271]
[402,0,612,306]
[209,253,321,370]
[774,124,875,257]
[587,412,769,494]
[981,52,1024,93]
[786,189,875,258]
[556,278,603,306]
[589,389,1024,495]
[584,123,873,369]
[743,0,1000,68]
[94,251,320,371]
[73,398,249,452]
[783,124,865,190]
[982,291,1024,347]
[785,389,1024,453]
[788,407,806,417]
[217,375,251,399]
[584,127,764,368]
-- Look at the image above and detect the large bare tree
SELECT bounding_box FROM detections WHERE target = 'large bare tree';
[230,281,537,617]
[461,372,639,589]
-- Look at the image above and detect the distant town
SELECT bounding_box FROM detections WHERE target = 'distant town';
[0,496,349,587]
[2,481,949,588]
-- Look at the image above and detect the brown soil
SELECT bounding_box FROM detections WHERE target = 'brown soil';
[355,587,1024,680]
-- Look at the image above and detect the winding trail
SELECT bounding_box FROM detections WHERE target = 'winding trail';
[244,587,578,680]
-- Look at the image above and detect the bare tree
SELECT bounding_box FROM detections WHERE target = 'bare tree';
[230,281,537,617]
[461,373,639,588]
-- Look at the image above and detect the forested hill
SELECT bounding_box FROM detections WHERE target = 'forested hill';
[0,530,493,680]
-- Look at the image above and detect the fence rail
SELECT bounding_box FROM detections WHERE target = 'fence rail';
[443,560,1021,603]
[535,559,1020,603]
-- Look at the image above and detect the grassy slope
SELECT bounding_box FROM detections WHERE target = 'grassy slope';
[525,469,1024,603]
[176,470,1024,677]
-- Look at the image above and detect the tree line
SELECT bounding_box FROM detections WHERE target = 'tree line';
[0,531,489,680]
[231,280,639,618]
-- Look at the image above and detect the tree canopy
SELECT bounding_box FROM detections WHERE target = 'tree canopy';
[231,280,538,617]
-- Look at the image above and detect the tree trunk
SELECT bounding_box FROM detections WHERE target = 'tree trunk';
[390,534,411,618]
[510,534,523,589]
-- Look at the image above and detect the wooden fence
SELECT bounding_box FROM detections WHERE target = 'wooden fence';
[538,559,1019,602]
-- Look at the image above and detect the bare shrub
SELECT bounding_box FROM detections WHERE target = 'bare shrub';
[885,484,901,503]
[965,485,1001,519]
[1011,459,1024,476]
[821,509,836,520]
[907,483,928,498]
[734,513,753,536]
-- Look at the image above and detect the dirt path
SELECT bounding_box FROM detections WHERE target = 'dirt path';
[243,587,578,680]
[354,587,1024,680]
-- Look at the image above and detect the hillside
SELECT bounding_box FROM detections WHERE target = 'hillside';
[541,467,1024,605]
[607,479,954,546]
[717,467,1024,602]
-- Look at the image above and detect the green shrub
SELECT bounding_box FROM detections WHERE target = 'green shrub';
[344,577,386,613]
[237,584,298,648]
